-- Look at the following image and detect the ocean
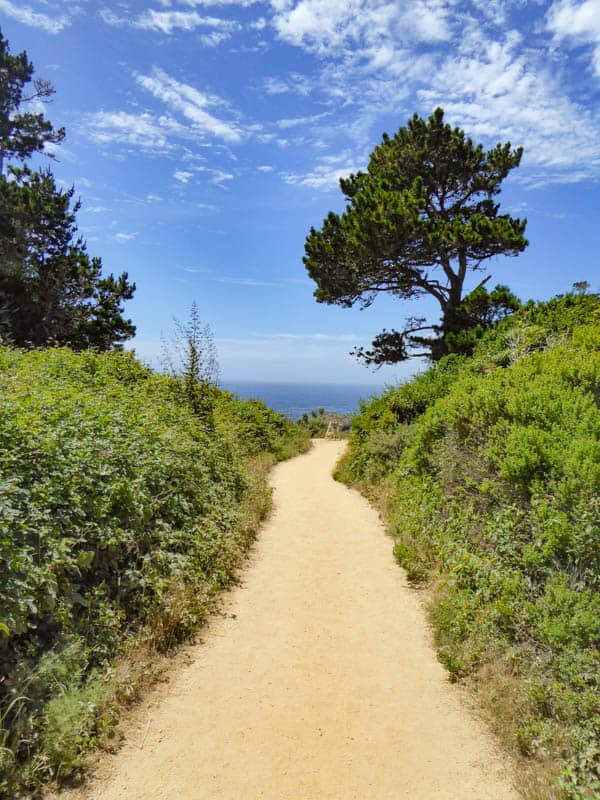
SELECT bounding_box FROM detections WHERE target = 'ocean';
[222,381,384,420]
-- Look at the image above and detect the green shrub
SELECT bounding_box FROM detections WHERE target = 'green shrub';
[0,346,309,797]
[340,292,600,798]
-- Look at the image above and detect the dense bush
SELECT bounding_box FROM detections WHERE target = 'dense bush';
[0,347,308,796]
[337,292,600,799]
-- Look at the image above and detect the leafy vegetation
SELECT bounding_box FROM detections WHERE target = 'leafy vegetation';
[298,408,351,438]
[0,346,309,797]
[336,290,600,799]
[304,108,527,364]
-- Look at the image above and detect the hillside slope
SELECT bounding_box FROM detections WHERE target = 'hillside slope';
[337,293,600,800]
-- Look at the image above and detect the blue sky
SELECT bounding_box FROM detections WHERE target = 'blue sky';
[1,0,599,384]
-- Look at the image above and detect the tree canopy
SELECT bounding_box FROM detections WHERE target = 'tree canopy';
[0,32,64,170]
[304,108,528,364]
[0,29,135,350]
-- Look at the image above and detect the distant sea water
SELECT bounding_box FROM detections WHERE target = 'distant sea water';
[222,381,385,420]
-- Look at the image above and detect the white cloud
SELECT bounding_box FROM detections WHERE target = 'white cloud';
[271,0,452,57]
[418,30,600,180]
[199,30,232,45]
[0,0,70,33]
[271,332,362,341]
[115,232,137,242]
[178,0,259,5]
[547,0,600,75]
[269,4,600,187]
[135,68,242,143]
[174,170,194,183]
[276,111,330,128]
[100,7,240,35]
[196,166,235,183]
[282,148,361,189]
[219,277,285,286]
[136,9,237,33]
[263,73,314,95]
[283,160,359,189]
[257,164,274,171]
[83,111,187,150]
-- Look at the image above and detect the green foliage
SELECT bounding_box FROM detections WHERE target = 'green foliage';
[339,291,600,797]
[216,395,309,460]
[0,30,135,350]
[304,108,527,364]
[0,346,309,797]
[161,301,219,424]
[298,409,351,438]
[0,29,64,167]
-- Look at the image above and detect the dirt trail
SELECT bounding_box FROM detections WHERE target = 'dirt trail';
[68,440,519,800]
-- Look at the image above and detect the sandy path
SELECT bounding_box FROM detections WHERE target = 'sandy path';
[69,440,518,800]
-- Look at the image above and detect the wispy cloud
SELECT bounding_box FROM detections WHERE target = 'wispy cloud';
[219,277,284,286]
[262,73,314,96]
[0,0,70,33]
[115,232,137,242]
[418,28,600,182]
[276,112,330,129]
[100,7,240,35]
[283,152,360,189]
[174,170,194,183]
[271,333,362,341]
[135,68,242,143]
[178,0,259,6]
[196,166,235,184]
[82,110,187,151]
[547,0,600,76]
[199,31,232,46]
[266,2,600,187]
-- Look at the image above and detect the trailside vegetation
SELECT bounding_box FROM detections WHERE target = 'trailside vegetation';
[161,300,220,424]
[304,108,527,365]
[336,290,600,799]
[0,346,309,797]
[298,408,352,438]
[0,30,135,350]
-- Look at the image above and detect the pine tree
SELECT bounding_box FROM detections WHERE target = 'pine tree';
[304,108,528,364]
[0,29,135,350]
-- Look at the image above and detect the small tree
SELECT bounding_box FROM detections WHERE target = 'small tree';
[304,108,528,365]
[161,301,219,421]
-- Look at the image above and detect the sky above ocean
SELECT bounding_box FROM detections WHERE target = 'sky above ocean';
[2,0,599,385]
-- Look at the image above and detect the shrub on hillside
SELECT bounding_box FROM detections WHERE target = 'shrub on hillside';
[0,346,308,796]
[339,292,600,799]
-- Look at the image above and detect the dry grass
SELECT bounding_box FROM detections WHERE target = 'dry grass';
[467,658,564,800]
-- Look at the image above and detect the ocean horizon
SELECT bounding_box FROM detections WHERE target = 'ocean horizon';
[222,381,385,420]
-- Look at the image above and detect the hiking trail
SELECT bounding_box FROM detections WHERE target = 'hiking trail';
[63,440,518,800]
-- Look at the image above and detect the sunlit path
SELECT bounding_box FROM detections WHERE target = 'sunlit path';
[63,440,518,800]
